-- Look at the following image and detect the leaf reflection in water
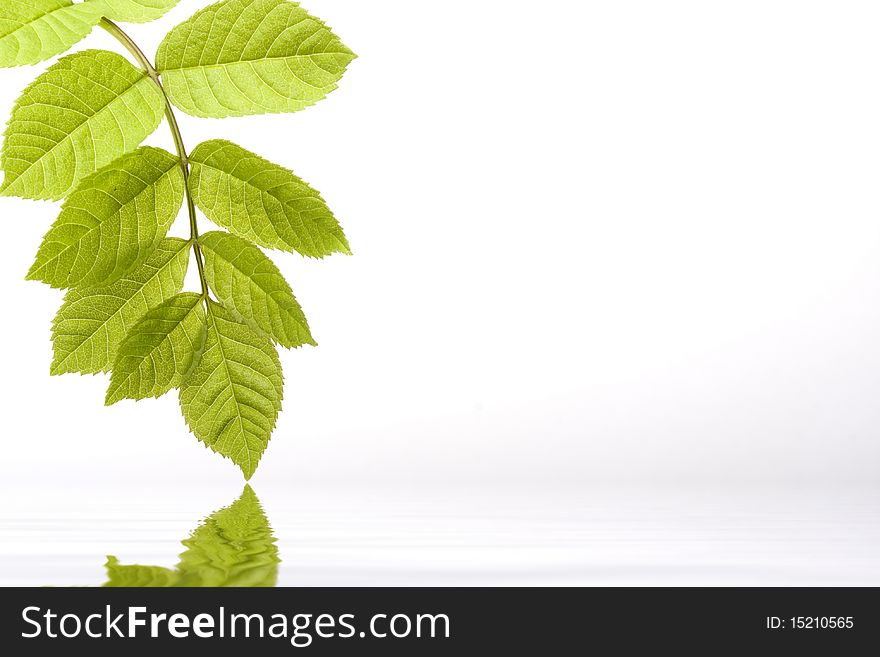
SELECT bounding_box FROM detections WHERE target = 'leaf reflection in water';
[102,485,279,587]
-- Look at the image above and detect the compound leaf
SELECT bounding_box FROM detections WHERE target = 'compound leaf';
[51,238,190,376]
[179,302,283,480]
[2,1,355,483]
[27,147,184,289]
[190,140,350,257]
[99,0,182,24]
[155,0,355,118]
[106,292,207,405]
[0,0,105,68]
[1,49,166,200]
[200,231,314,348]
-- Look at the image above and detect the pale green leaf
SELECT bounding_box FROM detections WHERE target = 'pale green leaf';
[179,302,283,480]
[99,0,182,24]
[1,49,166,200]
[103,557,179,587]
[200,231,314,348]
[155,0,355,118]
[101,485,277,587]
[106,293,207,405]
[175,485,278,586]
[190,140,350,257]
[27,147,184,289]
[51,238,190,376]
[0,0,104,68]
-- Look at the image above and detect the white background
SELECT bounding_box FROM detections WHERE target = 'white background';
[1,1,879,585]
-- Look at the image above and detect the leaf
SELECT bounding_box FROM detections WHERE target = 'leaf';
[103,557,179,587]
[155,0,356,118]
[175,485,278,586]
[179,302,283,480]
[1,49,166,201]
[26,147,184,289]
[200,231,314,348]
[51,238,190,376]
[106,293,207,405]
[99,0,182,24]
[189,140,350,257]
[0,0,105,68]
[101,485,278,587]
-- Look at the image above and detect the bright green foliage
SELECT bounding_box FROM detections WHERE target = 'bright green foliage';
[2,1,353,480]
[1,50,166,200]
[0,0,104,68]
[200,231,314,348]
[99,0,182,24]
[51,238,190,376]
[190,140,350,257]
[106,293,207,405]
[26,147,184,289]
[103,486,278,587]
[155,0,356,118]
[179,302,283,480]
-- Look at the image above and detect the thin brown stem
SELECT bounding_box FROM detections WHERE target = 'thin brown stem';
[99,18,210,301]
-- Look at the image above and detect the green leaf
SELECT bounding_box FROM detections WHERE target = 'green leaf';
[0,0,105,68]
[1,49,166,200]
[51,238,190,376]
[200,231,314,348]
[103,557,179,587]
[101,485,278,587]
[106,293,207,405]
[175,485,278,586]
[155,0,356,118]
[190,140,350,257]
[99,0,182,24]
[179,302,283,480]
[26,147,184,289]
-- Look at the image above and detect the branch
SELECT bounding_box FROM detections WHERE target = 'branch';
[99,18,210,302]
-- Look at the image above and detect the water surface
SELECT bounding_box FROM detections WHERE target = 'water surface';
[2,483,878,586]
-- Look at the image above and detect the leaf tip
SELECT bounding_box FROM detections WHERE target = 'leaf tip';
[239,452,263,481]
[332,230,353,257]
